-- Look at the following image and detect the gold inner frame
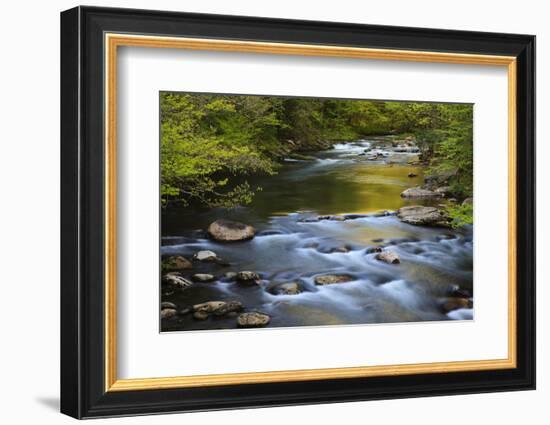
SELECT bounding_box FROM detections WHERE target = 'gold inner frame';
[104,33,517,392]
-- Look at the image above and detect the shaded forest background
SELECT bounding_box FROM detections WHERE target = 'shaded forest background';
[160,92,473,221]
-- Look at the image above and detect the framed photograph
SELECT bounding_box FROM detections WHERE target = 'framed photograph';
[60,6,535,419]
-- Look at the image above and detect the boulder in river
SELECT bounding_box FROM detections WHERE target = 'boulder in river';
[271,282,301,295]
[314,274,354,285]
[162,272,193,289]
[236,271,261,285]
[400,187,442,199]
[193,250,218,262]
[397,205,450,227]
[193,311,209,320]
[160,308,177,320]
[407,172,417,178]
[161,301,177,310]
[237,312,271,328]
[366,246,383,254]
[191,273,216,282]
[193,300,243,317]
[207,219,256,242]
[441,298,473,313]
[162,255,192,271]
[375,251,400,264]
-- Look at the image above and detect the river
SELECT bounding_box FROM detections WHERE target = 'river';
[161,136,473,331]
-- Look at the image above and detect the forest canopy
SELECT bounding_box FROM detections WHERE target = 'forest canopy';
[160,92,473,211]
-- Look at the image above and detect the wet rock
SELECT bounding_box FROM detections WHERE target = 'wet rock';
[193,300,243,318]
[441,298,473,313]
[207,219,256,242]
[319,215,347,221]
[214,301,244,316]
[160,308,177,320]
[407,172,417,178]
[372,210,392,217]
[224,271,237,280]
[314,274,354,285]
[375,251,400,264]
[301,217,320,223]
[449,285,472,299]
[236,271,261,285]
[366,246,383,254]
[303,242,320,249]
[328,246,351,253]
[401,187,442,199]
[271,282,301,295]
[193,301,226,314]
[178,308,192,316]
[329,215,346,221]
[397,205,450,227]
[394,146,420,153]
[161,302,177,310]
[344,214,368,220]
[193,250,218,262]
[462,197,473,206]
[237,312,271,328]
[162,255,192,271]
[162,273,193,289]
[192,273,216,282]
[193,311,209,320]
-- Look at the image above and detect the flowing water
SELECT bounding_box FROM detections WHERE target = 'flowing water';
[161,137,473,331]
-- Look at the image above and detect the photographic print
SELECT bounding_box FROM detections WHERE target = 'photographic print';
[159,92,474,332]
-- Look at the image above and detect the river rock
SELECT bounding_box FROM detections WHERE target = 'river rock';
[400,187,442,199]
[236,271,261,284]
[462,197,473,206]
[193,311,209,320]
[271,282,301,295]
[397,205,449,227]
[207,219,256,242]
[366,246,383,254]
[193,250,218,262]
[160,308,177,319]
[375,251,400,264]
[407,172,417,178]
[224,271,238,280]
[237,312,271,328]
[328,246,351,253]
[161,301,177,309]
[449,284,472,298]
[314,274,354,286]
[162,273,193,289]
[162,255,192,271]
[441,298,473,313]
[372,210,393,217]
[192,300,243,317]
[192,273,215,282]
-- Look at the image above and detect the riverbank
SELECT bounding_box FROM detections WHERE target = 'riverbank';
[160,136,473,332]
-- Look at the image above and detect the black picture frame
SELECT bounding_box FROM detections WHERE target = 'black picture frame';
[61,5,535,419]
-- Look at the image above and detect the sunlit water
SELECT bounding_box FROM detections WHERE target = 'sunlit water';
[161,137,473,331]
